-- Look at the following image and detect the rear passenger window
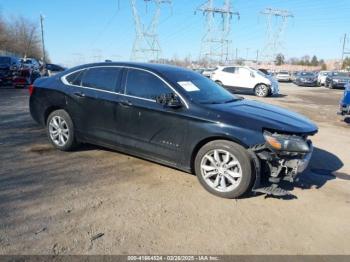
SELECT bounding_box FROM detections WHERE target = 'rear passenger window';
[223,67,236,73]
[81,67,122,92]
[125,69,170,100]
[66,70,85,86]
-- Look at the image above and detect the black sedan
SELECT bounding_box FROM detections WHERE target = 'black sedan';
[294,72,318,87]
[325,72,350,89]
[29,62,318,198]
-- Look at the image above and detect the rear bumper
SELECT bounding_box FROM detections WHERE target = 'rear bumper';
[276,78,291,82]
[297,81,318,86]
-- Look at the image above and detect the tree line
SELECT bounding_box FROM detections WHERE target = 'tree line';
[275,53,327,69]
[0,15,47,61]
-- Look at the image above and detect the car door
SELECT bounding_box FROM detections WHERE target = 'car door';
[115,68,187,164]
[220,67,238,87]
[235,67,255,91]
[65,66,123,144]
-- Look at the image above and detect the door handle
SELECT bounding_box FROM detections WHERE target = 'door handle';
[73,92,86,98]
[120,100,133,107]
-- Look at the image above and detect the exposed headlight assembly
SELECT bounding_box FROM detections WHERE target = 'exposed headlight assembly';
[263,131,310,153]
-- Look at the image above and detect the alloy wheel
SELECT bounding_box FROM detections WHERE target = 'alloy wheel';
[200,149,243,193]
[49,116,69,147]
[255,85,267,97]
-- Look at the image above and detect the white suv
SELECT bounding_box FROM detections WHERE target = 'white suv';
[317,71,330,86]
[210,66,279,97]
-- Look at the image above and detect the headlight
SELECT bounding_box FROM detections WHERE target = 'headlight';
[300,78,306,81]
[263,131,310,153]
[333,79,339,83]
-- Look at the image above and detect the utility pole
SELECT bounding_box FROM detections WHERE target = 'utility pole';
[130,0,172,62]
[341,33,350,68]
[260,8,293,63]
[256,49,259,63]
[40,14,46,65]
[245,48,250,61]
[196,0,239,65]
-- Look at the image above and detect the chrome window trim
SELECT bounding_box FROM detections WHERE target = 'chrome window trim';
[61,65,189,108]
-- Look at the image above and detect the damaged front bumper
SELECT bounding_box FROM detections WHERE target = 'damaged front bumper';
[250,141,313,196]
[283,143,313,174]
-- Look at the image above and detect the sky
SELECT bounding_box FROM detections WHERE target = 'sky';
[1,0,349,66]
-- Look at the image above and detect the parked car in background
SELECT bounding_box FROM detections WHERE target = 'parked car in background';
[0,56,21,86]
[20,58,41,71]
[294,72,318,87]
[338,84,350,117]
[193,68,204,74]
[325,71,350,89]
[44,63,67,76]
[275,71,291,82]
[202,68,217,78]
[317,71,330,86]
[29,62,317,198]
[13,68,41,88]
[210,66,279,97]
[13,69,32,88]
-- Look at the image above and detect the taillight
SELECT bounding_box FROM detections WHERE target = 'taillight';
[28,85,34,96]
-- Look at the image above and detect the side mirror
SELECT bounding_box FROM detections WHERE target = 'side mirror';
[250,72,255,78]
[156,93,183,109]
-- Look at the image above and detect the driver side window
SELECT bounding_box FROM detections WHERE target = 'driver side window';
[125,69,170,100]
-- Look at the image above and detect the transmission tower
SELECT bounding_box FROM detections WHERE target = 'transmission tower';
[130,0,171,62]
[196,0,239,64]
[260,8,293,62]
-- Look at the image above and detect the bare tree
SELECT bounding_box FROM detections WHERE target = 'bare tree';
[0,15,44,60]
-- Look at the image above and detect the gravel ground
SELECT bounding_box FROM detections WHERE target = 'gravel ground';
[0,83,349,255]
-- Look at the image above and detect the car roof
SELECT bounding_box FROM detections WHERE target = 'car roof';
[67,62,192,76]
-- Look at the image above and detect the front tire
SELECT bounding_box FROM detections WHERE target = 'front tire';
[254,84,269,97]
[194,140,255,199]
[46,109,78,151]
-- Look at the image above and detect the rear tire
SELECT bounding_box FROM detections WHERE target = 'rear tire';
[46,109,78,151]
[194,140,255,199]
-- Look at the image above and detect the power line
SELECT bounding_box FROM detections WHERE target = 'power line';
[130,0,172,62]
[260,7,293,62]
[196,0,239,64]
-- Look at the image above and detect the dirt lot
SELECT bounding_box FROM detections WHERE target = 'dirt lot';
[0,83,350,255]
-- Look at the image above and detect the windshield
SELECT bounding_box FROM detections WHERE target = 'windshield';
[165,69,239,104]
[300,72,314,77]
[0,57,11,64]
[250,68,266,77]
[333,72,349,77]
[279,71,289,75]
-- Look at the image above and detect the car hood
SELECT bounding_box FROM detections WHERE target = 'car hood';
[206,100,318,135]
